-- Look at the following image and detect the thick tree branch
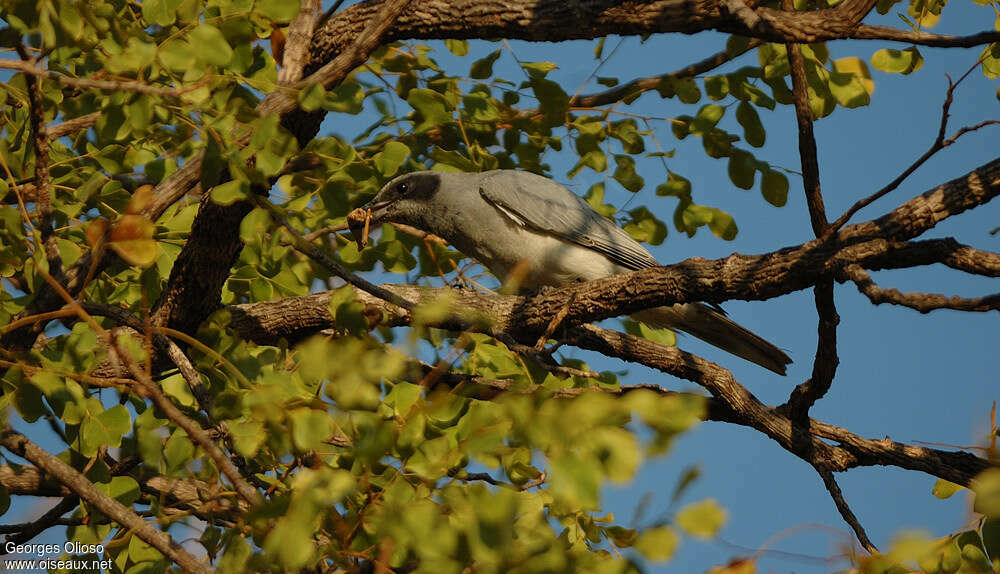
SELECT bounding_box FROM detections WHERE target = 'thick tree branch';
[19,48,61,282]
[148,0,414,336]
[850,24,1000,47]
[278,0,322,86]
[311,0,996,63]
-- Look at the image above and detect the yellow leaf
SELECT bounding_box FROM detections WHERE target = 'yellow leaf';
[832,57,874,94]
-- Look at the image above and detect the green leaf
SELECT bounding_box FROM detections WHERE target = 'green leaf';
[407,88,453,132]
[374,141,410,177]
[932,478,963,499]
[982,44,1000,80]
[676,498,727,539]
[670,115,693,140]
[634,526,679,561]
[97,405,131,443]
[211,180,250,205]
[164,429,195,475]
[703,129,737,158]
[324,82,365,114]
[761,170,789,207]
[594,37,606,59]
[673,77,701,104]
[671,466,702,504]
[982,517,1000,562]
[727,150,756,190]
[657,172,692,199]
[190,24,233,67]
[550,454,601,509]
[625,319,676,346]
[229,420,266,457]
[329,285,369,334]
[290,408,334,452]
[129,533,164,563]
[704,76,729,101]
[612,155,644,192]
[623,206,666,245]
[470,49,502,79]
[255,0,301,22]
[531,78,570,127]
[609,119,644,154]
[583,183,617,218]
[871,47,924,74]
[708,208,738,240]
[297,83,326,112]
[201,135,224,190]
[521,61,558,78]
[142,0,182,26]
[973,468,1000,516]
[96,476,140,506]
[158,38,196,73]
[735,102,765,148]
[690,104,725,135]
[445,39,469,56]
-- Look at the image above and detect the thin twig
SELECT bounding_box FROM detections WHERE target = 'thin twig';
[815,466,878,554]
[841,264,1000,313]
[563,39,762,109]
[34,269,264,508]
[823,60,998,238]
[0,59,198,97]
[46,111,100,140]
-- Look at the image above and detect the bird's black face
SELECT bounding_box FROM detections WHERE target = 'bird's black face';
[347,172,441,247]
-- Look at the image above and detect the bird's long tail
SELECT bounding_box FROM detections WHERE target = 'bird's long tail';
[633,303,792,375]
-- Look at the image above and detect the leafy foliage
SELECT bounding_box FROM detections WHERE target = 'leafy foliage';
[0,0,997,572]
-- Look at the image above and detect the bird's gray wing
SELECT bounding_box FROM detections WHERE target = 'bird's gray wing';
[477,171,660,271]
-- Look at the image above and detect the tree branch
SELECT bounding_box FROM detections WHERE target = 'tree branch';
[0,430,212,574]
[815,466,878,554]
[779,2,839,422]
[824,63,999,238]
[148,0,414,336]
[278,0,322,86]
[19,47,61,282]
[0,59,199,97]
[841,264,1000,313]
[311,0,995,63]
[555,40,762,110]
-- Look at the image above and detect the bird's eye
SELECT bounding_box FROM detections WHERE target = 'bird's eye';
[397,181,409,195]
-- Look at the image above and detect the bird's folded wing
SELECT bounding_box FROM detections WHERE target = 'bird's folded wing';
[478,171,660,271]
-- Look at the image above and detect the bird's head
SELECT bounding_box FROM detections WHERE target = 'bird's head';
[347,171,442,248]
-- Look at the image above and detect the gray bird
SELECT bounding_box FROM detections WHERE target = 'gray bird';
[349,169,791,375]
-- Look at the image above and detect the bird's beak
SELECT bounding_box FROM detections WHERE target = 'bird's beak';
[346,200,392,250]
